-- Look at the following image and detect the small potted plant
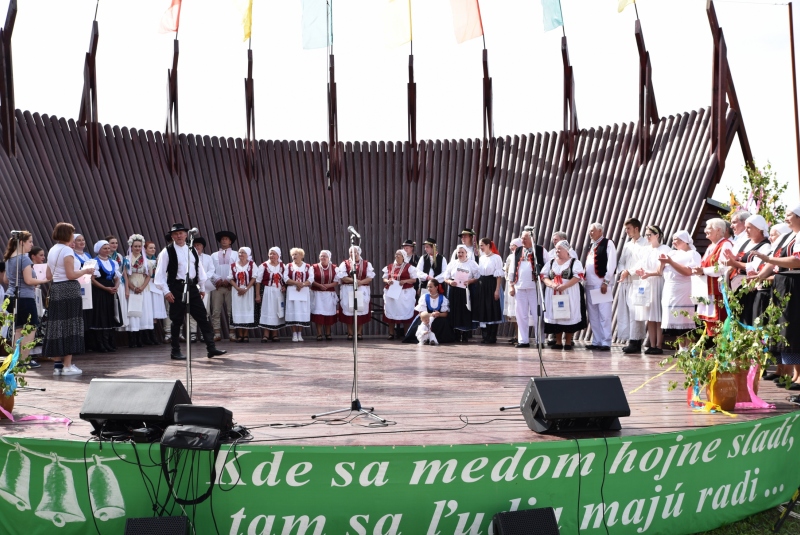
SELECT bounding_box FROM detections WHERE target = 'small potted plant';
[0,299,36,418]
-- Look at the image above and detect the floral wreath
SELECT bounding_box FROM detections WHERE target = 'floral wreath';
[127,233,145,247]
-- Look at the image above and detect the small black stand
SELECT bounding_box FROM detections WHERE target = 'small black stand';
[312,229,385,423]
[773,486,800,532]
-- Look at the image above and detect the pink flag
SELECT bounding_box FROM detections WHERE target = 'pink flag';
[449,0,483,44]
[159,0,182,34]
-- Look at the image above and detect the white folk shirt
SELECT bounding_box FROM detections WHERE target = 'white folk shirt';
[211,248,236,284]
[415,255,448,283]
[154,244,208,295]
[732,231,749,254]
[200,253,216,293]
[514,248,538,291]
[584,238,618,287]
[617,236,647,280]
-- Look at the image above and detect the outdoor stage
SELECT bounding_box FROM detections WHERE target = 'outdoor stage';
[1,340,799,534]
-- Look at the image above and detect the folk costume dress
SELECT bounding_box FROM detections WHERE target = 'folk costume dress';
[661,248,702,336]
[474,252,504,325]
[696,238,733,336]
[258,259,286,331]
[126,253,155,332]
[110,251,129,329]
[634,244,671,322]
[728,236,772,325]
[749,232,794,325]
[147,254,168,320]
[402,293,456,345]
[771,233,800,365]
[382,260,418,323]
[443,256,480,332]
[284,262,314,327]
[310,260,339,326]
[337,258,375,325]
[90,258,123,331]
[503,252,516,321]
[228,260,260,329]
[542,258,587,334]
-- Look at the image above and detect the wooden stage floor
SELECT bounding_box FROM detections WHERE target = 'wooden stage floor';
[3,338,798,445]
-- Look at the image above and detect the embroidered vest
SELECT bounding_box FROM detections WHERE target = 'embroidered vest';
[385,262,414,290]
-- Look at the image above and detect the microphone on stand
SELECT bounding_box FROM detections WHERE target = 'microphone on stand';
[188,228,200,237]
[347,226,361,239]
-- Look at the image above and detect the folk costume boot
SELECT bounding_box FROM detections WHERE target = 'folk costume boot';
[622,339,643,354]
[204,328,227,359]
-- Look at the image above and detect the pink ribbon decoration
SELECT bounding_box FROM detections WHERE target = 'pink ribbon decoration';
[0,405,72,425]
[734,364,775,410]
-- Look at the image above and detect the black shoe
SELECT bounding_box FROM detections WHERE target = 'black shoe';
[597,346,611,351]
[515,343,531,348]
[546,339,556,347]
[763,373,779,381]
[170,350,186,360]
[552,344,564,349]
[27,359,41,369]
[563,344,573,350]
[622,341,643,354]
[644,347,664,355]
[207,348,227,358]
[508,338,517,345]
[585,344,599,350]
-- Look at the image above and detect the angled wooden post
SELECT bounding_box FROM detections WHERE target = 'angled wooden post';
[561,36,578,168]
[244,48,258,180]
[482,48,495,180]
[635,19,659,166]
[327,53,340,183]
[407,53,417,182]
[78,21,100,167]
[165,39,180,179]
[0,0,17,156]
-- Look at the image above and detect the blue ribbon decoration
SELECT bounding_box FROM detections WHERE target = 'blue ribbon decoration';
[2,340,21,396]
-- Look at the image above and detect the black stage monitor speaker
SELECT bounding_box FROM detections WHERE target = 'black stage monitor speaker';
[492,507,560,535]
[124,515,188,535]
[80,379,191,435]
[520,376,630,434]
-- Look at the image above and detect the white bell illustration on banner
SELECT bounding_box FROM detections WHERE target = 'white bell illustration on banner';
[35,453,86,527]
[88,455,125,520]
[0,443,31,511]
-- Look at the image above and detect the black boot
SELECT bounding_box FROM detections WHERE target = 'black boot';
[93,331,108,353]
[142,330,155,345]
[129,332,137,349]
[203,329,227,358]
[622,339,643,354]
[487,324,498,344]
[105,331,117,353]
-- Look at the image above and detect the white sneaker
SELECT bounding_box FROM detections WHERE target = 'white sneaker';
[292,332,299,342]
[53,366,63,376]
[61,365,82,376]
[297,333,304,342]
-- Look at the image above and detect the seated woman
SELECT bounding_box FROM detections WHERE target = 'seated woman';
[382,249,418,340]
[541,240,587,350]
[403,280,455,345]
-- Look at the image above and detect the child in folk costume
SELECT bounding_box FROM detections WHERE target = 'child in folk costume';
[474,238,505,344]
[443,244,481,342]
[382,249,419,340]
[284,248,314,342]
[228,247,260,342]
[90,240,123,352]
[125,234,155,348]
[336,246,375,341]
[541,240,587,350]
[257,246,286,342]
[504,238,522,343]
[145,241,166,345]
[403,279,455,345]
[310,250,339,341]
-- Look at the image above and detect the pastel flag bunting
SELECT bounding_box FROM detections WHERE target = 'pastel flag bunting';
[618,0,636,13]
[159,0,182,34]
[449,0,483,44]
[302,0,333,50]
[541,0,563,33]
[384,0,412,48]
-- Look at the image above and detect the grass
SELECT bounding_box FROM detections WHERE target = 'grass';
[700,506,800,534]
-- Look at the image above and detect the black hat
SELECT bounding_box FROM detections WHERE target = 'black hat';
[168,223,190,234]
[193,236,207,248]
[423,237,437,246]
[402,239,416,247]
[215,230,237,243]
[458,228,475,236]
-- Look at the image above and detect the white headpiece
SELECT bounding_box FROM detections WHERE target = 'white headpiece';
[239,247,252,261]
[396,249,409,263]
[94,240,109,255]
[790,204,800,217]
[349,245,362,256]
[510,238,523,249]
[269,246,282,260]
[554,240,571,252]
[745,214,769,235]
[772,223,791,235]
[319,249,332,260]
[672,230,696,251]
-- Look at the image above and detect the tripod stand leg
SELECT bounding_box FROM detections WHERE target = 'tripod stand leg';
[774,486,800,532]
[499,405,520,411]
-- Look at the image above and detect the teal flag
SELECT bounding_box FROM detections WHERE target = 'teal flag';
[302,0,333,49]
[541,0,563,32]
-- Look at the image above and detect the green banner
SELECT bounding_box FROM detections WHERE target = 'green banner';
[1,413,798,534]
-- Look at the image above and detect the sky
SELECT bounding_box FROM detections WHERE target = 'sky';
[4,0,800,206]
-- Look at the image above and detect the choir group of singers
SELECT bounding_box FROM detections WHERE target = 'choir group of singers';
[4,204,800,389]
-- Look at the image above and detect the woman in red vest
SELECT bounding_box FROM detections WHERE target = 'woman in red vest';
[692,218,733,336]
[382,249,419,340]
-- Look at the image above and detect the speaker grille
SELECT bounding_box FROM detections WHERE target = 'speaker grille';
[493,507,560,535]
[124,516,188,535]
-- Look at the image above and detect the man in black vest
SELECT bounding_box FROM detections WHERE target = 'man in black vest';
[416,238,447,295]
[584,222,617,351]
[509,230,545,348]
[154,223,227,360]
[403,239,421,295]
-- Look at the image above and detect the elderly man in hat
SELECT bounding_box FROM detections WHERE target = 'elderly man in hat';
[210,230,237,341]
[584,222,617,351]
[451,228,480,263]
[154,223,227,360]
[416,238,447,296]
[188,236,216,343]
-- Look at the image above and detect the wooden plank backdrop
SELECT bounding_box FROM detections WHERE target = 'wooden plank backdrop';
[0,106,739,337]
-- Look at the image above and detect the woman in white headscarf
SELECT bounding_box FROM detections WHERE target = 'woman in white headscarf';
[443,244,481,342]
[257,246,285,342]
[382,249,419,340]
[311,249,339,341]
[284,248,314,342]
[228,246,259,342]
[722,214,772,325]
[542,240,586,350]
[89,240,123,352]
[336,246,375,341]
[504,238,522,337]
[657,230,702,349]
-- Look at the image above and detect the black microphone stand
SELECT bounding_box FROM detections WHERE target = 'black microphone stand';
[183,233,194,397]
[312,229,385,423]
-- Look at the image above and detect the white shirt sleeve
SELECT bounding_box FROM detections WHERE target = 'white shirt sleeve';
[605,240,618,282]
[154,248,170,294]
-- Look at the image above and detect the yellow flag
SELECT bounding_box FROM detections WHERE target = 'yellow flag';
[235,0,254,41]
[618,0,635,13]
[385,0,412,48]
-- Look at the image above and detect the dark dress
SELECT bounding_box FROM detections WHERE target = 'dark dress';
[403,294,456,344]
[90,259,123,331]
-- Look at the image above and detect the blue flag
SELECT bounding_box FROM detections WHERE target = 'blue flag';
[541,0,563,32]
[302,0,334,50]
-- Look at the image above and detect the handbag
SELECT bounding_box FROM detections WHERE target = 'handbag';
[552,293,571,320]
[79,275,93,310]
[691,274,710,305]
[127,292,144,317]
[633,280,650,307]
